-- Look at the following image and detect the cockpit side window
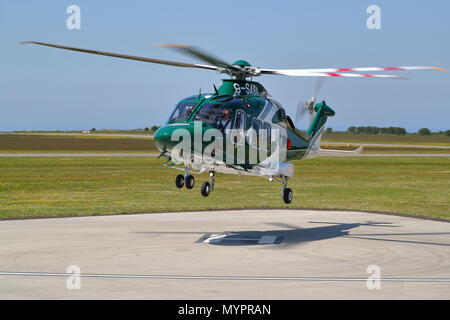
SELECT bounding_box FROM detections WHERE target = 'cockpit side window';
[168,101,198,122]
[193,103,233,130]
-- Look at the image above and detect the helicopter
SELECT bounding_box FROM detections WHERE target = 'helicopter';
[21,41,447,204]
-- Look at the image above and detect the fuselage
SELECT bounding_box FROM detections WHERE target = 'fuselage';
[154,79,312,171]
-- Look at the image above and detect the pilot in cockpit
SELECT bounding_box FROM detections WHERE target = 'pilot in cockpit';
[217,109,233,133]
[183,105,194,118]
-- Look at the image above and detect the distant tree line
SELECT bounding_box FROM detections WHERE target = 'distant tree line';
[346,126,450,136]
[347,126,407,135]
[417,128,450,136]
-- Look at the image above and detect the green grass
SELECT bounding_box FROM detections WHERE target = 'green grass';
[322,132,450,146]
[0,157,448,220]
[0,134,157,153]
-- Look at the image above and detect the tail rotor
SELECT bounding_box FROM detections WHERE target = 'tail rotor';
[294,78,326,131]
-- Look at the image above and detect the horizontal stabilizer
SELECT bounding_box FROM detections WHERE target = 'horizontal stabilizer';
[316,146,363,156]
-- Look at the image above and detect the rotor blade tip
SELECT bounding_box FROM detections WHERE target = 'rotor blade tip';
[19,41,33,45]
[431,66,449,71]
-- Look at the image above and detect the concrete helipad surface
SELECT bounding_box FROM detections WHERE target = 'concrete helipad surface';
[0,209,449,299]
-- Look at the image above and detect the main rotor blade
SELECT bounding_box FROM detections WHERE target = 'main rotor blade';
[261,70,405,78]
[261,65,448,74]
[260,65,447,77]
[154,43,239,70]
[20,41,218,71]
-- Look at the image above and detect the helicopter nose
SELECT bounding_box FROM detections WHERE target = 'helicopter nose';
[154,124,195,153]
[154,126,173,152]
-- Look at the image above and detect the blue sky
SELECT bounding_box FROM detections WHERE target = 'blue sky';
[1,0,449,132]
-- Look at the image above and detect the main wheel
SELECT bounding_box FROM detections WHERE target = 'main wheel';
[175,174,184,189]
[201,181,211,197]
[185,175,195,189]
[283,188,293,204]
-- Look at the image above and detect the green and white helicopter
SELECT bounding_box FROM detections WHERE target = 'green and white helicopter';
[22,41,446,203]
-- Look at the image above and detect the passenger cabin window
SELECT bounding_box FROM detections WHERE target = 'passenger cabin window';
[263,122,271,151]
[252,118,262,148]
[232,110,246,145]
[234,110,246,130]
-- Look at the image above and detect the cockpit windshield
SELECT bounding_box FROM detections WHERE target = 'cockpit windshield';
[168,100,198,122]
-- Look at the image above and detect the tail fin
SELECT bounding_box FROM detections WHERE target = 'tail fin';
[302,101,335,159]
[307,101,335,137]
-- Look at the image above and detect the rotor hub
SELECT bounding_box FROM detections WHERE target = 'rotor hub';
[232,60,251,67]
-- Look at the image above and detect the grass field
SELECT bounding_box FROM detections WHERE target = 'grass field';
[0,157,448,220]
[0,134,157,153]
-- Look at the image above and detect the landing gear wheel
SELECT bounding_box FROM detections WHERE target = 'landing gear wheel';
[175,174,184,189]
[201,182,211,197]
[283,188,293,204]
[185,175,195,189]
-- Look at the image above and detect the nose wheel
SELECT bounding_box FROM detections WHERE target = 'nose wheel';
[185,175,195,189]
[175,166,195,189]
[175,174,184,189]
